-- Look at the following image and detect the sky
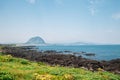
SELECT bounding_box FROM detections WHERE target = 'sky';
[0,0,120,44]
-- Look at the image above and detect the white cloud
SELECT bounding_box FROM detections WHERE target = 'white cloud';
[89,5,96,16]
[112,13,120,20]
[88,0,104,16]
[88,0,97,16]
[27,0,36,4]
[55,0,63,6]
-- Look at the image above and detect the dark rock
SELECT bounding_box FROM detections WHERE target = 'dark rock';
[84,53,95,56]
[64,51,72,53]
[43,50,57,53]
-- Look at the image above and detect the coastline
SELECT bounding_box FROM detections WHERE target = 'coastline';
[1,46,120,74]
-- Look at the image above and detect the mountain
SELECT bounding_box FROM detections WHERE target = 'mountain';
[26,36,45,44]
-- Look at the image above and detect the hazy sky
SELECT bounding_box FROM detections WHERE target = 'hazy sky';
[0,0,120,44]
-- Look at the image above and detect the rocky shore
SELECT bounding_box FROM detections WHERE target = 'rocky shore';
[1,46,120,74]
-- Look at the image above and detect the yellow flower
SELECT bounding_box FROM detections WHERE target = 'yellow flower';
[102,75,110,79]
[34,73,54,80]
[64,74,74,80]
[97,68,104,72]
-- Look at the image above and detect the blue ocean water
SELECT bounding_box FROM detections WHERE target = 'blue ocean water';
[37,45,120,61]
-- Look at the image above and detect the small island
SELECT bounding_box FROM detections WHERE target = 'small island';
[26,36,46,44]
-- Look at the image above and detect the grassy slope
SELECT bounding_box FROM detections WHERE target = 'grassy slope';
[0,53,120,80]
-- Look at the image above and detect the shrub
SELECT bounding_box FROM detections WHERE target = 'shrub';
[0,55,13,62]
[20,59,30,65]
[0,71,14,80]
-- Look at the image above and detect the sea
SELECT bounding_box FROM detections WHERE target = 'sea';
[37,45,120,61]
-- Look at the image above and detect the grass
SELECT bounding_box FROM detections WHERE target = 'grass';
[0,53,120,80]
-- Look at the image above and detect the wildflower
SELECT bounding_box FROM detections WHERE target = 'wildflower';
[64,74,74,80]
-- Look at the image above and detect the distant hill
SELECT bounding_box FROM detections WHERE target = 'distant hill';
[52,42,95,46]
[26,36,45,44]
[70,42,95,45]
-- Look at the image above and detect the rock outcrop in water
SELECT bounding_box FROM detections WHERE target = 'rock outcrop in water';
[26,36,45,44]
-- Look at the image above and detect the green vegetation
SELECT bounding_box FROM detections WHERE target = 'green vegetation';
[0,53,120,80]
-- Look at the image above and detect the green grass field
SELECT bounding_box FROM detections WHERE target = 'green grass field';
[0,53,120,80]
